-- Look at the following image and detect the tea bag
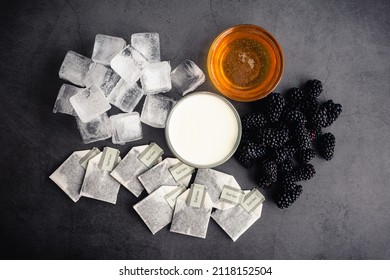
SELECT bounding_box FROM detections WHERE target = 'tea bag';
[110,144,163,197]
[133,185,185,235]
[212,189,264,242]
[170,185,213,239]
[194,168,241,210]
[80,148,121,204]
[49,150,91,202]
[138,158,192,194]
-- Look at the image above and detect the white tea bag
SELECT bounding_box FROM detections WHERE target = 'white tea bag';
[170,185,213,239]
[80,148,121,204]
[212,190,264,242]
[138,158,192,194]
[49,150,91,202]
[194,168,241,210]
[133,185,185,235]
[110,144,163,197]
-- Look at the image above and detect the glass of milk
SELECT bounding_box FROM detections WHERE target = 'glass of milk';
[165,91,242,168]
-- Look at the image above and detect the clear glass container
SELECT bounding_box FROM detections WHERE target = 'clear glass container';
[165,91,242,168]
[208,24,284,102]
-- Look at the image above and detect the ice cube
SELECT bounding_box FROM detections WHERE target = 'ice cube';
[49,150,90,202]
[92,34,126,66]
[131,33,161,63]
[140,94,175,128]
[110,45,148,85]
[171,59,205,95]
[110,112,143,144]
[84,63,121,97]
[107,79,144,112]
[76,113,111,144]
[80,152,121,204]
[140,61,172,94]
[70,85,111,123]
[101,70,121,97]
[59,51,92,87]
[53,84,82,116]
[110,145,162,197]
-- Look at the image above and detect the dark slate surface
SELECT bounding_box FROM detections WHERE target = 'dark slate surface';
[0,0,389,259]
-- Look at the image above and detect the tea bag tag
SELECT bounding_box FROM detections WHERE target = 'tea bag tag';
[220,185,245,205]
[79,147,100,169]
[164,186,187,209]
[98,147,120,171]
[240,188,265,213]
[169,162,195,182]
[187,183,207,208]
[137,142,164,168]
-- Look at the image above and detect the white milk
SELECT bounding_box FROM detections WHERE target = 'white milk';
[166,92,240,167]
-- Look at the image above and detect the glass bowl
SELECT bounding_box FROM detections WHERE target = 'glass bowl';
[165,91,242,168]
[207,24,284,102]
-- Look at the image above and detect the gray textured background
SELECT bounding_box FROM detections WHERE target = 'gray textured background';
[0,0,389,259]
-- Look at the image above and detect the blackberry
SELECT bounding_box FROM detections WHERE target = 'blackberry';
[275,120,289,131]
[255,128,289,148]
[240,142,266,159]
[322,100,342,126]
[272,146,295,164]
[266,92,285,122]
[292,124,311,149]
[303,97,319,119]
[278,159,294,173]
[242,112,268,130]
[258,176,273,190]
[311,109,326,128]
[257,160,278,189]
[307,126,322,141]
[235,141,266,168]
[296,148,316,163]
[312,100,342,128]
[276,184,303,209]
[279,172,297,187]
[317,132,335,160]
[262,160,278,183]
[235,152,254,168]
[291,164,316,181]
[305,79,323,98]
[286,109,307,125]
[241,128,254,144]
[284,141,297,155]
[286,88,305,108]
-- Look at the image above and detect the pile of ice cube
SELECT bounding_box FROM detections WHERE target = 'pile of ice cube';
[53,33,206,144]
[50,144,265,242]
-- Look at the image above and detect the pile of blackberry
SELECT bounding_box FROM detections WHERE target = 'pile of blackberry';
[235,79,342,209]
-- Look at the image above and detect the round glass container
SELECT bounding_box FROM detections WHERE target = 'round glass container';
[165,91,241,168]
[207,24,284,102]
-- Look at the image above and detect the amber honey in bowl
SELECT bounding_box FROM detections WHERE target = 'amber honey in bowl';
[222,38,271,87]
[208,25,284,102]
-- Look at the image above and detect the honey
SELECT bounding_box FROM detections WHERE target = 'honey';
[222,38,271,88]
[208,25,284,102]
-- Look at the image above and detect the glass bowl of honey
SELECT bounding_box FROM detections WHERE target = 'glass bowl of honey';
[207,24,284,102]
